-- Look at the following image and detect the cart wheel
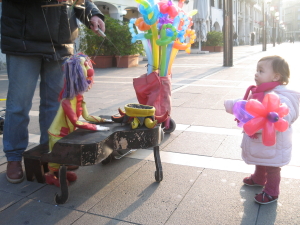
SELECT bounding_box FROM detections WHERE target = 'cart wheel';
[163,118,176,134]
[155,170,163,182]
[101,154,113,165]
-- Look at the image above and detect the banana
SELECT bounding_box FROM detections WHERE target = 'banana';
[145,118,157,129]
[131,117,140,129]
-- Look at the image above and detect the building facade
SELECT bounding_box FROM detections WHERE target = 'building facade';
[283,0,300,41]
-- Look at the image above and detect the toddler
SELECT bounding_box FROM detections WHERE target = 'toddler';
[224,55,300,204]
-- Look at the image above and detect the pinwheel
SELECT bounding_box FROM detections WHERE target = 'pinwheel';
[243,93,289,146]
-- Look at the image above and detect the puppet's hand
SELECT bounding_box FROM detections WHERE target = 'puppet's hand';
[96,125,110,131]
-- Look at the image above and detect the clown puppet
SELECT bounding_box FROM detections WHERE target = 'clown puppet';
[45,53,111,187]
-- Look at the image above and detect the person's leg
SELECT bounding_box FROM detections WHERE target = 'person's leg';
[3,55,42,161]
[251,165,267,185]
[4,55,42,183]
[254,166,280,204]
[263,166,281,196]
[39,59,64,145]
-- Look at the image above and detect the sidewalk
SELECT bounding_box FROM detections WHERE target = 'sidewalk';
[1,43,300,225]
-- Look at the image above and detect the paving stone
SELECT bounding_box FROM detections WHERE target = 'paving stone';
[29,158,146,212]
[171,107,202,124]
[0,198,84,225]
[163,131,226,156]
[171,92,197,107]
[213,135,243,160]
[191,108,236,129]
[177,85,233,95]
[0,172,46,197]
[159,129,185,150]
[289,135,300,166]
[0,190,24,212]
[0,163,6,173]
[165,169,260,225]
[180,93,224,109]
[88,162,203,225]
[73,213,135,225]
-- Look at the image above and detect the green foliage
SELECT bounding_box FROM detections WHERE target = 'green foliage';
[79,16,144,56]
[202,31,223,46]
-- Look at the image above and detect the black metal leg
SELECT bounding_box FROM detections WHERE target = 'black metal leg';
[55,165,69,204]
[153,146,163,182]
[24,158,45,183]
[42,162,49,174]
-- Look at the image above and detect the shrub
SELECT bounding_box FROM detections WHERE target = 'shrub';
[79,16,144,56]
[202,31,223,46]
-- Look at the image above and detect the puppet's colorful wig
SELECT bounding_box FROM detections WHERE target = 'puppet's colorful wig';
[59,53,94,100]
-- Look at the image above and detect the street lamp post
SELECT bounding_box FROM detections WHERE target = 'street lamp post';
[270,7,279,47]
[263,0,271,51]
[275,15,279,43]
[223,0,233,67]
[262,1,266,51]
[270,6,275,46]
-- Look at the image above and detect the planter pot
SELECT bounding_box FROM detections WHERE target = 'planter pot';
[115,54,139,68]
[201,46,214,52]
[92,55,114,68]
[214,46,223,52]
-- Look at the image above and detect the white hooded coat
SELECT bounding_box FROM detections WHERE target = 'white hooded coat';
[224,85,300,167]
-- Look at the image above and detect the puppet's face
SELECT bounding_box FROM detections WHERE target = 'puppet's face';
[80,57,95,90]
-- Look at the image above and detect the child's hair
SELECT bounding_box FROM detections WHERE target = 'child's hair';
[258,55,290,85]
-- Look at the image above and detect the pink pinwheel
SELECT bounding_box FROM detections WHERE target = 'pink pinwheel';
[243,93,289,146]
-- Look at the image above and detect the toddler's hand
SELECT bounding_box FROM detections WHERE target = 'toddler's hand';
[96,125,109,131]
[249,133,258,139]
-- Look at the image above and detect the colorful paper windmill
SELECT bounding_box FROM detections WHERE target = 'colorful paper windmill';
[243,93,289,146]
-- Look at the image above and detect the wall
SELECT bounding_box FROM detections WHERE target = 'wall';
[211,7,223,31]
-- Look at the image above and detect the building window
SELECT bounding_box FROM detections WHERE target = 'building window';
[211,0,214,7]
[218,0,222,9]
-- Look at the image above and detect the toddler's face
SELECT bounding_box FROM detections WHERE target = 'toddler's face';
[255,60,279,86]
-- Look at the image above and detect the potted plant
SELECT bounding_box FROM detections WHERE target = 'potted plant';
[112,20,144,68]
[79,17,144,68]
[79,19,114,68]
[201,31,223,52]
